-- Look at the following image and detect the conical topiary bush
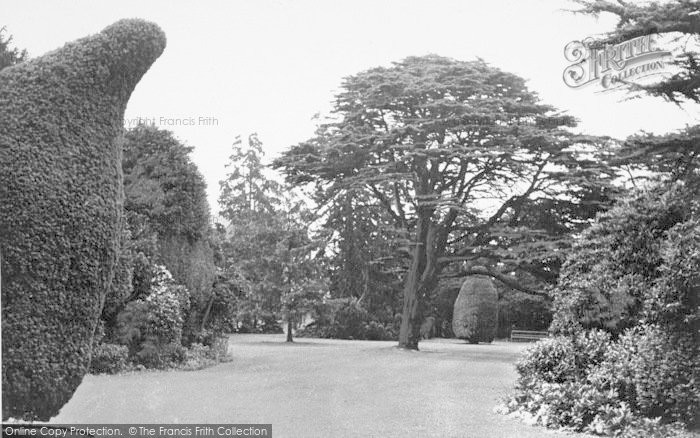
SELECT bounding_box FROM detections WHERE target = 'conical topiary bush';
[452,271,498,344]
[0,19,166,420]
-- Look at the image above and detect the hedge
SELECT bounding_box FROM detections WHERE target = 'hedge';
[0,19,165,420]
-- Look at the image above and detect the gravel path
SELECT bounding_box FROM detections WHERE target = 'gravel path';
[52,334,586,438]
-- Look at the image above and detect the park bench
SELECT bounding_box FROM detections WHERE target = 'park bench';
[510,330,549,342]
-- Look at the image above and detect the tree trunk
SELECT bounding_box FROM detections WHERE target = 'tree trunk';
[398,259,423,349]
[286,318,293,343]
[398,214,433,350]
[199,293,216,333]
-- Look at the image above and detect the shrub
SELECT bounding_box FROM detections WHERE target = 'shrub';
[90,344,129,375]
[645,218,700,333]
[550,183,693,336]
[295,298,396,341]
[452,272,498,343]
[591,325,698,427]
[364,320,395,341]
[235,310,283,334]
[122,125,216,343]
[115,270,190,368]
[328,298,370,339]
[515,330,611,384]
[179,339,231,371]
[503,184,699,436]
[0,19,165,420]
[503,326,698,435]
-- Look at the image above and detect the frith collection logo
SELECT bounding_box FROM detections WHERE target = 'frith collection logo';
[563,34,672,90]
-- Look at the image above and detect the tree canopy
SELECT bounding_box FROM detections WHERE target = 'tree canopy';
[0,26,27,71]
[573,0,700,103]
[274,55,615,349]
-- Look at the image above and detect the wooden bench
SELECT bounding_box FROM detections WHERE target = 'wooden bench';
[510,330,549,342]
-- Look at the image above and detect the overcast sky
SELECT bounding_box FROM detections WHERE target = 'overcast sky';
[4,0,698,212]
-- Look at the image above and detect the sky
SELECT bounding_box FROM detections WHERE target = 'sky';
[3,0,698,213]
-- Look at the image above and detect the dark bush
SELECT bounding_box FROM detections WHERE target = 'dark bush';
[0,19,165,420]
[645,218,700,333]
[452,273,498,343]
[115,267,190,368]
[591,325,698,427]
[235,310,283,334]
[89,344,129,375]
[515,330,611,384]
[296,298,396,341]
[180,341,231,371]
[504,326,698,435]
[550,183,693,336]
[122,125,216,343]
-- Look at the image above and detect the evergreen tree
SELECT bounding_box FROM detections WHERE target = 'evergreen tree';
[275,55,615,349]
[0,26,27,70]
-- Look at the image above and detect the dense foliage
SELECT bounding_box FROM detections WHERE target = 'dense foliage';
[551,182,696,335]
[0,27,27,70]
[452,274,498,343]
[297,298,398,341]
[501,326,697,437]
[574,0,700,103]
[0,19,165,420]
[216,134,327,342]
[499,5,700,436]
[116,266,190,368]
[503,181,699,435]
[121,125,217,343]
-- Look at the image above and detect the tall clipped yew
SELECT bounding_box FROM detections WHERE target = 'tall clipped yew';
[0,20,165,420]
[452,272,498,343]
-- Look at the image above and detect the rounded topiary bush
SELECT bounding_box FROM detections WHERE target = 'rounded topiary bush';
[452,272,498,343]
[0,19,166,420]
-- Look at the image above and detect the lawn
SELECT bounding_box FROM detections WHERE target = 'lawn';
[52,334,587,438]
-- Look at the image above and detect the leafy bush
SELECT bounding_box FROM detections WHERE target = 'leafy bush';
[115,268,191,368]
[645,218,700,332]
[90,344,129,375]
[296,298,396,341]
[0,19,166,420]
[235,310,283,334]
[503,326,698,435]
[590,325,698,427]
[179,340,231,371]
[550,183,693,336]
[122,125,217,344]
[503,184,699,436]
[515,330,611,384]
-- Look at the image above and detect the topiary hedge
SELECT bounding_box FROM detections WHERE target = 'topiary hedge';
[0,19,165,420]
[452,272,498,343]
